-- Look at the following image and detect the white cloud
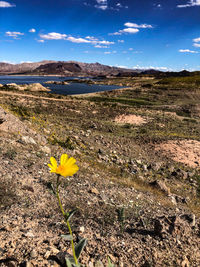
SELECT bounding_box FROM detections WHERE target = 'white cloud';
[6,31,24,38]
[0,1,15,7]
[20,61,33,63]
[193,37,200,42]
[104,50,116,54]
[94,45,108,48]
[177,0,200,8]
[96,0,107,3]
[99,40,114,45]
[37,39,44,43]
[121,28,139,34]
[95,0,108,10]
[124,22,153,28]
[110,21,153,35]
[111,28,139,35]
[132,65,170,71]
[116,3,122,7]
[39,32,67,40]
[193,43,200,47]
[67,37,91,43]
[67,36,114,45]
[2,60,15,64]
[39,32,114,47]
[95,4,108,10]
[115,64,129,68]
[118,40,124,43]
[29,28,36,33]
[129,48,133,51]
[179,49,198,53]
[85,36,98,41]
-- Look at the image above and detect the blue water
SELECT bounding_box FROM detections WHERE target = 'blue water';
[0,76,123,95]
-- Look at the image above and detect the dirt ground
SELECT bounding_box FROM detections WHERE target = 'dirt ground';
[0,82,200,267]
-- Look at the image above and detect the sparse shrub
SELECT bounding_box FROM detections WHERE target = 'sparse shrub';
[3,149,17,160]
[116,207,125,233]
[0,175,17,210]
[49,135,75,150]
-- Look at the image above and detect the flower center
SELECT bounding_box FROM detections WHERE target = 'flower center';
[57,165,65,173]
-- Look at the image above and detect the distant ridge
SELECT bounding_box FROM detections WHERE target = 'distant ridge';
[0,61,56,74]
[0,60,199,77]
[0,60,142,76]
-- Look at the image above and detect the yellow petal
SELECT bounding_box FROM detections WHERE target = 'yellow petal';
[62,164,79,177]
[48,163,57,172]
[60,154,68,166]
[50,157,57,169]
[65,157,76,167]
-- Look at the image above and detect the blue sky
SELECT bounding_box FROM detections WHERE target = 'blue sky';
[0,0,200,71]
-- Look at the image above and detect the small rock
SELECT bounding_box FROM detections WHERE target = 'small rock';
[25,261,34,267]
[21,136,37,145]
[181,256,190,267]
[40,146,51,154]
[79,226,85,233]
[136,159,142,165]
[49,246,60,254]
[25,231,35,238]
[95,261,104,267]
[181,214,196,227]
[30,249,37,258]
[89,188,100,195]
[149,180,170,195]
[88,262,94,267]
[48,260,60,267]
[44,251,51,259]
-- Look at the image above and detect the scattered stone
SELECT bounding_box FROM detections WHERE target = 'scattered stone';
[30,249,37,258]
[21,136,37,145]
[49,246,60,254]
[25,262,34,267]
[181,214,196,227]
[89,187,100,195]
[181,256,190,267]
[79,226,85,233]
[169,194,188,205]
[25,231,35,238]
[154,215,192,238]
[47,260,60,267]
[149,180,170,195]
[40,145,51,154]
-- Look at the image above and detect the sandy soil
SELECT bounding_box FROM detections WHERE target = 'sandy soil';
[155,140,200,168]
[114,114,148,125]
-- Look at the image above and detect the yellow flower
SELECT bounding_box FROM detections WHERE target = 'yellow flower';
[48,154,79,177]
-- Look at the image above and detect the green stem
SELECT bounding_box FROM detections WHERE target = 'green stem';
[56,175,78,265]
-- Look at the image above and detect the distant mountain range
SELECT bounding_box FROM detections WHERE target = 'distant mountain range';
[0,60,142,76]
[0,60,199,77]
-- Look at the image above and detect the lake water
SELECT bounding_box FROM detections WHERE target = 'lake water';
[0,76,123,95]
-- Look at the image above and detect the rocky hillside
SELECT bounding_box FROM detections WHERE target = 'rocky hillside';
[0,75,199,266]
